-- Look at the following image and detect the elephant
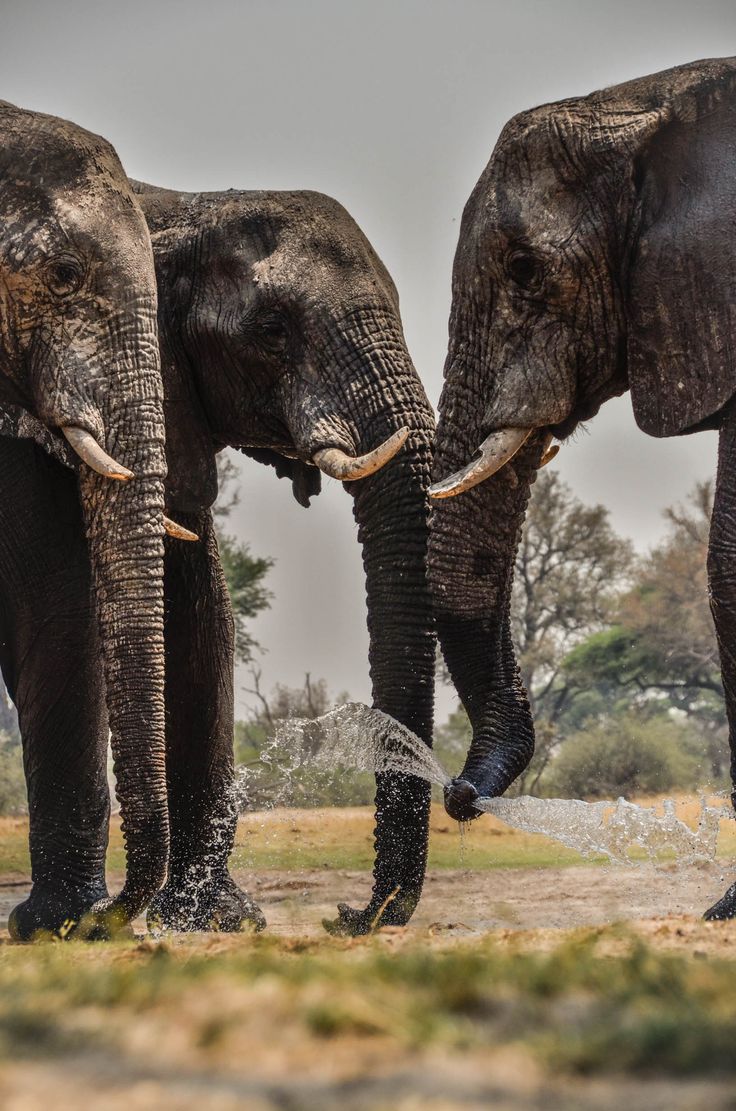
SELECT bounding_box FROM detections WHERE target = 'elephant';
[4,182,437,935]
[427,57,736,919]
[0,102,173,939]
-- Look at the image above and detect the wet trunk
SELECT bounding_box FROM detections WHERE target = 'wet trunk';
[429,408,543,821]
[322,324,435,934]
[347,433,434,929]
[77,312,169,928]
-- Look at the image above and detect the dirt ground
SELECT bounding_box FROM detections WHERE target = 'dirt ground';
[1,860,733,944]
[1,798,733,944]
[1,806,735,1109]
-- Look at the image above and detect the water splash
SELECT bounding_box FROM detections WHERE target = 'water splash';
[251,702,727,864]
[476,794,723,863]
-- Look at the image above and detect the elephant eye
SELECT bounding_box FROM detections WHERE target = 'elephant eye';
[258,318,289,351]
[507,250,543,291]
[45,255,85,298]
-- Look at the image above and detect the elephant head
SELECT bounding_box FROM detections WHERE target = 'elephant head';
[0,104,170,936]
[429,57,736,819]
[132,183,436,933]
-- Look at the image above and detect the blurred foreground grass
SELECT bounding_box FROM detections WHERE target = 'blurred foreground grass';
[1,797,734,876]
[0,928,735,1085]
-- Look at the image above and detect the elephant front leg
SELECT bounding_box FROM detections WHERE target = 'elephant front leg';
[147,511,264,933]
[0,443,111,940]
[705,403,736,921]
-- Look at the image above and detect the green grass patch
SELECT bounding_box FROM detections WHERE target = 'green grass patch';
[231,806,598,872]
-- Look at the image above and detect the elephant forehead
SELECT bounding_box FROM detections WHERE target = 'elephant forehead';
[51,193,154,288]
[462,164,585,272]
[1,108,118,192]
[250,243,381,301]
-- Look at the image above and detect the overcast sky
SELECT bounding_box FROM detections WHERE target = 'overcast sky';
[3,0,735,721]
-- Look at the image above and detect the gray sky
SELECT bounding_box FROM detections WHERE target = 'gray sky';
[2,0,734,721]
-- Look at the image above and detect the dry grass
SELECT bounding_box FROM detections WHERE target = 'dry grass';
[1,927,736,1109]
[2,794,732,877]
[0,797,735,1107]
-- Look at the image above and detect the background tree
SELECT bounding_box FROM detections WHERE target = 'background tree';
[234,669,375,808]
[512,470,635,707]
[565,482,727,783]
[215,454,274,666]
[547,712,700,799]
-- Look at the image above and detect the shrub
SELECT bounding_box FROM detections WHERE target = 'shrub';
[545,713,700,799]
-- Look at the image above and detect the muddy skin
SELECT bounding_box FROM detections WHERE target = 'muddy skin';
[0,104,168,940]
[428,57,736,918]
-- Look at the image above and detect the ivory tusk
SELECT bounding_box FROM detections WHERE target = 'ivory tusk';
[540,443,560,467]
[163,516,199,542]
[313,426,410,482]
[62,426,134,482]
[429,427,531,499]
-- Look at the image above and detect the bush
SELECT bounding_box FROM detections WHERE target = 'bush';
[545,713,700,799]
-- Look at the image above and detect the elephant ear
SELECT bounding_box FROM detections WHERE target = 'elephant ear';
[601,61,736,437]
[0,403,75,468]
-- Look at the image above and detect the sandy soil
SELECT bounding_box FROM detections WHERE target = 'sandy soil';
[1,809,735,1109]
[1,795,734,945]
[1,859,734,951]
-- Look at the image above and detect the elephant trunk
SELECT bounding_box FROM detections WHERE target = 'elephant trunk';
[314,326,435,934]
[429,385,543,822]
[76,311,169,929]
[350,431,434,928]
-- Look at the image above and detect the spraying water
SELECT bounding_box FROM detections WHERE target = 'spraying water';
[240,702,727,864]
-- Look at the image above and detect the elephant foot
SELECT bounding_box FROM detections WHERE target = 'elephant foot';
[7,882,129,942]
[323,889,419,937]
[704,881,736,921]
[147,872,266,933]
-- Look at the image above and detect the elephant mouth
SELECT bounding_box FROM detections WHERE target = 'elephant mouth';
[240,426,411,483]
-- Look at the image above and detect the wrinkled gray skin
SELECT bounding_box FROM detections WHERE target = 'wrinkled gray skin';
[137,184,436,936]
[0,103,168,939]
[8,184,437,935]
[428,58,736,919]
